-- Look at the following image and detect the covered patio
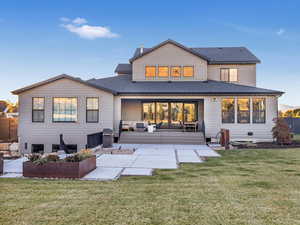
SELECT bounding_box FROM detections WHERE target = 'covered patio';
[120,98,204,132]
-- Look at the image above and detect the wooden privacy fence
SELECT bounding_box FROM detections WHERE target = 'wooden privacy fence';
[284,118,300,134]
[0,117,18,142]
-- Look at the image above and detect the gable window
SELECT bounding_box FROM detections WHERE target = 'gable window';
[253,98,266,123]
[32,97,45,122]
[222,98,235,123]
[86,97,99,123]
[53,97,77,122]
[158,66,169,77]
[220,68,238,82]
[183,66,194,77]
[237,98,250,123]
[145,66,156,77]
[171,66,181,77]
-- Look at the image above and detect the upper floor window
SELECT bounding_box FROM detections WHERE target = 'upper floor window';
[171,66,181,77]
[53,97,77,122]
[220,68,238,82]
[237,98,250,123]
[183,66,194,77]
[253,98,266,123]
[158,66,169,77]
[86,97,99,123]
[32,97,45,122]
[145,66,156,77]
[222,98,235,123]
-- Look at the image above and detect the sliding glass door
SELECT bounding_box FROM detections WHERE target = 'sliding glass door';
[170,102,183,128]
[184,103,196,122]
[142,102,155,124]
[156,102,169,128]
[142,101,197,128]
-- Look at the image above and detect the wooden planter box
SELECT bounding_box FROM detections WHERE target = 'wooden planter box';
[23,156,96,179]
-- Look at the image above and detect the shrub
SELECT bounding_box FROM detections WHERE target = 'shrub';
[26,154,42,162]
[26,153,60,165]
[272,117,292,144]
[64,149,93,162]
[46,154,60,162]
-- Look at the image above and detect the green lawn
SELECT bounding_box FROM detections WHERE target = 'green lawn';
[1,149,300,225]
[294,134,300,141]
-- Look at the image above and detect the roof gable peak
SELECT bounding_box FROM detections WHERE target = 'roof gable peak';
[129,39,210,63]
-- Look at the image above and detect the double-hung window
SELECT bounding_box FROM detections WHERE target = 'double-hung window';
[32,97,45,122]
[253,98,266,123]
[171,66,181,77]
[237,98,250,123]
[158,66,169,77]
[86,97,99,123]
[183,66,194,77]
[220,68,238,82]
[145,66,156,77]
[222,98,235,123]
[53,97,77,122]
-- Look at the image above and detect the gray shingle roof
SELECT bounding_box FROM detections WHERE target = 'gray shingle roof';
[87,74,283,95]
[12,74,117,95]
[130,39,260,64]
[114,63,132,74]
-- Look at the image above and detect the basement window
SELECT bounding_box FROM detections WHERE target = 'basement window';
[31,144,44,154]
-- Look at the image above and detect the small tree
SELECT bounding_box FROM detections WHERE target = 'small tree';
[272,117,292,145]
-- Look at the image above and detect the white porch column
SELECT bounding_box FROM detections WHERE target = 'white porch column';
[113,96,122,136]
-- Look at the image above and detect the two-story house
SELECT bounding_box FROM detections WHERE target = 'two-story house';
[12,39,283,153]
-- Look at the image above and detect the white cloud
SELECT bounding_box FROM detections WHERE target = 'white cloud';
[277,28,285,36]
[62,23,118,39]
[72,17,87,25]
[60,17,70,22]
[60,17,119,39]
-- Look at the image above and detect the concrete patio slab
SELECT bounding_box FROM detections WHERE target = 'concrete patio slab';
[134,148,175,156]
[132,155,178,169]
[97,154,137,168]
[196,149,221,157]
[0,144,220,181]
[3,158,26,173]
[122,168,153,176]
[177,150,203,163]
[82,167,123,180]
[0,173,23,178]
[174,144,211,150]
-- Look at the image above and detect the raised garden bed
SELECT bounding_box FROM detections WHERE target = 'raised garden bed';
[23,156,96,179]
[0,153,3,175]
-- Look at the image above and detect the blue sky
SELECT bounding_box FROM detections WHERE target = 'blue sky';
[0,0,299,105]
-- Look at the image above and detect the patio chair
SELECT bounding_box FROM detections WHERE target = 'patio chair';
[179,121,186,132]
[135,122,146,132]
[156,122,163,129]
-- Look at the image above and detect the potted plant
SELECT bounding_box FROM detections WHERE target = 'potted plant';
[23,149,96,179]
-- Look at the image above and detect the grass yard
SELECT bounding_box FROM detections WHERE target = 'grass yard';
[1,149,300,225]
[294,134,300,141]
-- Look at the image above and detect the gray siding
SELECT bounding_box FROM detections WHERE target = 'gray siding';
[18,78,114,153]
[207,64,256,86]
[121,100,142,121]
[132,43,208,81]
[204,96,278,141]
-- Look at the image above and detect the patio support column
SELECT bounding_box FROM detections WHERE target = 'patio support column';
[114,96,122,136]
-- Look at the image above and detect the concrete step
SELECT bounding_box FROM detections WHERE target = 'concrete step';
[119,131,205,144]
